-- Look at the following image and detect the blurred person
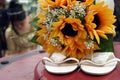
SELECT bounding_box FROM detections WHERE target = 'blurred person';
[0,0,6,8]
[5,1,37,56]
[0,0,9,57]
[113,0,120,41]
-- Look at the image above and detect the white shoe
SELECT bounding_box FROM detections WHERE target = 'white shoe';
[80,52,120,75]
[42,53,79,74]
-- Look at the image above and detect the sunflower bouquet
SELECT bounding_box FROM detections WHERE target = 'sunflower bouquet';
[31,0,116,59]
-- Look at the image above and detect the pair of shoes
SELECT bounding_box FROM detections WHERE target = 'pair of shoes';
[42,52,120,75]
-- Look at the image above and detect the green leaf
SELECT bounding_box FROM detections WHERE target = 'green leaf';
[95,34,114,52]
[31,35,39,44]
[30,17,41,30]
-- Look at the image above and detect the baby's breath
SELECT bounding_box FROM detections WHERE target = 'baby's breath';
[49,37,62,47]
[84,38,94,49]
[70,4,86,19]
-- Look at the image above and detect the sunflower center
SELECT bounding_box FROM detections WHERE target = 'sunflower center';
[93,14,100,29]
[52,0,55,2]
[61,23,78,36]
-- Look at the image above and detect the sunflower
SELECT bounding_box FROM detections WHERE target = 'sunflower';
[44,0,77,9]
[51,16,86,44]
[36,24,62,54]
[49,16,99,59]
[85,2,116,44]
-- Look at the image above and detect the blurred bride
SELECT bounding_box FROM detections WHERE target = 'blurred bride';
[5,1,37,55]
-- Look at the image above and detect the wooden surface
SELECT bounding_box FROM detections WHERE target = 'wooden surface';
[35,42,120,80]
[0,42,120,80]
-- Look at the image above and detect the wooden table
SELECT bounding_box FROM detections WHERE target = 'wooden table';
[0,42,120,80]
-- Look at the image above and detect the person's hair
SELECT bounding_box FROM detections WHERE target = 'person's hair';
[8,1,26,22]
[0,9,9,28]
[7,1,26,34]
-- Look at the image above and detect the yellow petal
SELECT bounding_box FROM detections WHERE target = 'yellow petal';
[82,0,94,6]
[52,21,63,28]
[89,31,94,40]
[100,26,114,34]
[97,30,108,40]
[55,0,61,6]
[45,0,55,6]
[93,30,100,44]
